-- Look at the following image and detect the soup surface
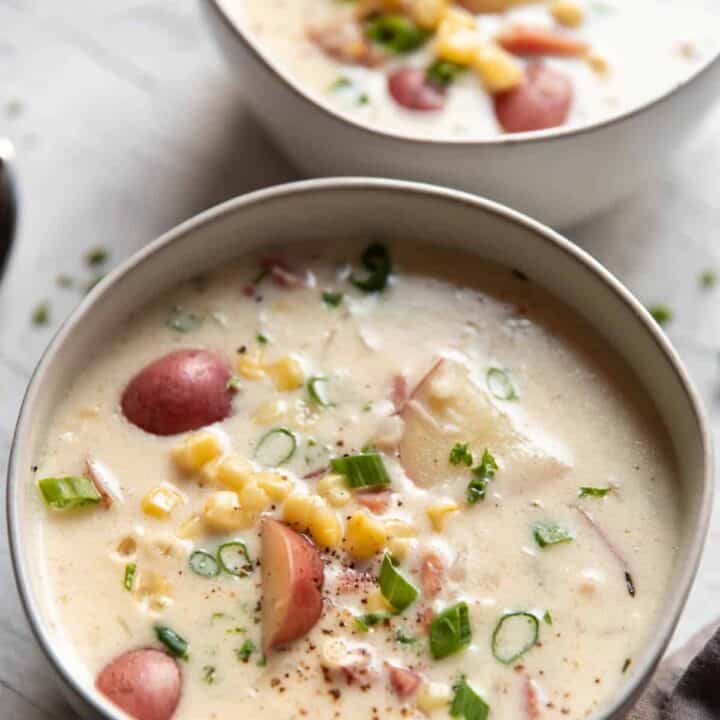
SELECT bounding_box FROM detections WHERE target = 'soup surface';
[28,241,680,720]
[226,0,718,138]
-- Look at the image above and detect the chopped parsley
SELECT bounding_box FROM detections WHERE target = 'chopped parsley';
[395,628,417,644]
[533,521,574,548]
[357,92,370,105]
[166,306,203,333]
[449,442,473,467]
[123,563,136,592]
[350,243,392,293]
[467,449,498,504]
[648,304,672,326]
[426,59,467,86]
[56,274,74,288]
[699,270,717,289]
[355,611,395,632]
[328,76,352,92]
[322,290,344,307]
[543,610,553,626]
[226,375,241,391]
[202,665,216,684]
[85,246,109,266]
[236,638,256,663]
[365,14,429,53]
[256,332,268,344]
[578,486,612,498]
[32,301,50,326]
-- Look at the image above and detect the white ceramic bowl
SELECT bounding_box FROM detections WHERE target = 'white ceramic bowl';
[7,178,712,719]
[200,0,720,228]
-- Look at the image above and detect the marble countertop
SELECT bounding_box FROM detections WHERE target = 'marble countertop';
[0,1,718,717]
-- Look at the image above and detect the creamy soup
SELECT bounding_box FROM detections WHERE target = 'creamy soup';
[28,241,679,720]
[224,0,718,138]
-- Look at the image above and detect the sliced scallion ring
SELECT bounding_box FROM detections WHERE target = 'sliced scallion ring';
[307,376,334,407]
[255,427,297,466]
[217,541,253,577]
[491,612,539,665]
[486,367,517,401]
[189,550,220,578]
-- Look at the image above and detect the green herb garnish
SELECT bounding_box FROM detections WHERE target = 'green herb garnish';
[429,602,472,660]
[38,476,101,510]
[350,243,391,293]
[699,270,717,289]
[308,376,335,407]
[166,306,203,333]
[123,563,136,592]
[486,367,517,400]
[56,274,74,288]
[543,610,552,626]
[578,486,611,498]
[331,452,391,488]
[533,521,574,548]
[467,449,498,504]
[357,92,370,105]
[256,332,268,344]
[491,612,539,665]
[395,628,417,644]
[450,676,489,720]
[155,624,189,659]
[32,302,50,326]
[236,638,256,663]
[189,550,221,578]
[322,290,344,307]
[427,59,467,86]
[449,442,473,467]
[648,304,672,326]
[355,611,395,632]
[328,76,352,92]
[217,541,253,577]
[255,427,297,466]
[203,665,216,684]
[226,375,241,391]
[366,14,429,53]
[85,246,108,266]
[379,553,418,612]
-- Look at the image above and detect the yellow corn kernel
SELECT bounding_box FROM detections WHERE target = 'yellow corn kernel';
[345,511,388,559]
[387,537,412,561]
[310,505,343,548]
[203,491,252,533]
[384,518,418,538]
[427,501,460,531]
[171,432,223,474]
[238,480,271,514]
[549,0,584,28]
[417,681,453,714]
[585,50,609,75]
[434,9,479,65]
[252,398,288,425]
[176,514,203,540]
[266,356,304,391]
[216,455,254,493]
[135,569,171,600]
[142,485,183,519]
[366,587,394,613]
[411,0,449,30]
[236,350,266,381]
[283,493,324,531]
[255,471,293,501]
[316,473,352,507]
[199,456,224,485]
[473,43,523,93]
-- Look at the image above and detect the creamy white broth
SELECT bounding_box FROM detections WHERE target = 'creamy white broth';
[29,241,679,720]
[226,0,718,139]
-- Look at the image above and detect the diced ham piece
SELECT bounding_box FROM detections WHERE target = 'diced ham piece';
[391,374,408,413]
[498,25,589,57]
[356,490,391,514]
[494,61,573,133]
[388,69,446,111]
[420,552,445,599]
[260,257,307,289]
[388,664,422,699]
[525,675,541,719]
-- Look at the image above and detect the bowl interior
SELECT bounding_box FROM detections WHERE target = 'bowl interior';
[8,178,711,719]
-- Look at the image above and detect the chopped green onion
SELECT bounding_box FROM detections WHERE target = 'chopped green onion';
[450,676,490,720]
[350,243,392,293]
[543,610,552,626]
[486,367,517,400]
[429,602,471,660]
[648,304,672,326]
[85,246,109,266]
[236,638,256,663]
[395,629,417,644]
[365,14,429,53]
[467,449,497,504]
[217,541,253,577]
[189,550,220,578]
[426,59,467,86]
[699,270,717,289]
[202,665,216,684]
[123,563,136,592]
[357,93,370,105]
[155,624,189,659]
[307,376,335,407]
[255,427,297,466]
[166,306,203,333]
[322,290,344,307]
[491,612,539,665]
[328,76,352,92]
[449,442,473,467]
[256,332,268,344]
[355,611,395,632]
[38,476,101,510]
[533,521,574,548]
[379,553,418,612]
[330,452,391,488]
[578,486,611,498]
[32,302,50,326]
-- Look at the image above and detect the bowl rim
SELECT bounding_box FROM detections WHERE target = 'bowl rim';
[205,0,720,147]
[7,177,713,719]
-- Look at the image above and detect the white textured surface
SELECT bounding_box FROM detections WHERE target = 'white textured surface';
[0,1,718,717]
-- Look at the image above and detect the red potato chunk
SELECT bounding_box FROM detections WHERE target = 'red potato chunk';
[356,489,391,514]
[388,69,447,111]
[96,649,181,720]
[494,62,573,133]
[121,350,232,436]
[261,518,325,653]
[498,25,589,57]
[420,552,445,599]
[387,664,421,699]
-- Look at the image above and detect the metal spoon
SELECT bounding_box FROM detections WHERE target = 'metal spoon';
[0,138,17,279]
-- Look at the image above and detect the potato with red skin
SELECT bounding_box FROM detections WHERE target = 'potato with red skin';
[121,350,233,435]
[387,664,421,698]
[261,518,325,653]
[388,68,446,111]
[96,648,181,720]
[494,61,573,133]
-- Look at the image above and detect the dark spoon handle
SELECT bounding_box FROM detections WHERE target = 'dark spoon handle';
[0,139,17,280]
